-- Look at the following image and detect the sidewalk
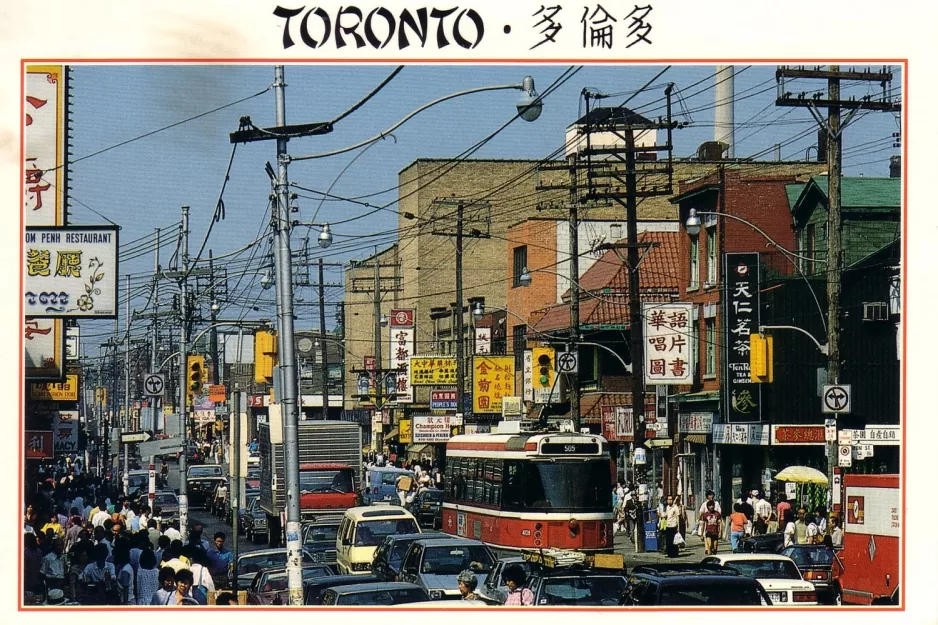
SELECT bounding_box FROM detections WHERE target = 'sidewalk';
[613,525,709,569]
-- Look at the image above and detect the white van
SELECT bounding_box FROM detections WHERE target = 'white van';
[336,506,420,575]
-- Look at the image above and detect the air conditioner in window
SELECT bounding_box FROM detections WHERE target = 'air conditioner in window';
[862,302,888,321]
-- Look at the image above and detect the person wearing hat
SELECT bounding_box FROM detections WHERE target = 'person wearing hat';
[43,588,79,606]
[457,570,479,601]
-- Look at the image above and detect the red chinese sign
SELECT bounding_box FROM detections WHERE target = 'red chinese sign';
[25,430,54,459]
[771,425,826,445]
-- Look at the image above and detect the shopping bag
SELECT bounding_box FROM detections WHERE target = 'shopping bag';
[673,532,685,546]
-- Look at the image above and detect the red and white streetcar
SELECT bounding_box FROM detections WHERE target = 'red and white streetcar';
[441,429,614,552]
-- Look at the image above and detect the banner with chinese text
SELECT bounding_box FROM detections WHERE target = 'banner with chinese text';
[25,318,64,379]
[474,327,491,354]
[30,374,79,401]
[601,406,633,442]
[25,226,119,317]
[410,357,457,385]
[389,309,415,403]
[412,415,452,443]
[25,431,54,459]
[52,410,79,454]
[723,252,762,422]
[472,356,514,414]
[643,302,693,385]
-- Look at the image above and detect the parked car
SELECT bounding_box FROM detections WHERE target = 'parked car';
[478,557,532,605]
[361,466,415,505]
[228,487,259,524]
[302,521,341,569]
[701,554,817,605]
[780,545,844,604]
[372,533,453,582]
[125,469,150,499]
[178,442,202,465]
[523,562,627,607]
[187,464,224,478]
[186,476,226,509]
[239,495,268,542]
[245,564,334,605]
[408,487,443,529]
[621,564,772,606]
[398,538,496,600]
[319,582,431,606]
[152,490,179,524]
[303,574,380,605]
[235,548,316,590]
[739,532,785,554]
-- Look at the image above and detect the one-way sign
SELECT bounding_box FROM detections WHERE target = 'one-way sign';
[121,431,153,444]
[137,437,184,457]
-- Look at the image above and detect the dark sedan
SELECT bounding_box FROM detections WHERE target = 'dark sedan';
[304,574,380,605]
[408,488,443,530]
[320,582,431,606]
[245,565,334,605]
[371,532,453,582]
[186,476,226,509]
[738,532,784,554]
[780,545,844,604]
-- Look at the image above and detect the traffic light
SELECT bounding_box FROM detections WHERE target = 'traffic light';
[749,333,774,383]
[254,330,278,383]
[187,355,205,395]
[532,346,555,389]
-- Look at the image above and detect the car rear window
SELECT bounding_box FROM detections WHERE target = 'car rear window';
[355,519,419,547]
[540,575,626,606]
[422,545,494,574]
[722,560,802,580]
[335,588,429,605]
[240,552,314,575]
[305,525,339,544]
[659,583,766,605]
[783,547,834,567]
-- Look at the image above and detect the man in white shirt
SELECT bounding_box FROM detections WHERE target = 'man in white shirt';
[163,522,182,542]
[754,492,773,535]
[91,503,110,528]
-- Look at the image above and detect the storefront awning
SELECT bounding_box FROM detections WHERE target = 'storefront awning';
[384,428,399,442]
[684,434,708,445]
[406,444,430,457]
[645,438,673,448]
[674,391,720,404]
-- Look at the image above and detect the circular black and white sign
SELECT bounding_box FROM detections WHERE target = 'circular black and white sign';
[822,384,851,414]
[144,373,165,397]
[557,352,578,373]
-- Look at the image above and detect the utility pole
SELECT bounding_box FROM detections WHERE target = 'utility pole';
[270,65,304,606]
[209,250,220,385]
[775,65,900,506]
[149,227,160,511]
[123,274,131,496]
[230,383,241,586]
[178,204,191,542]
[454,200,465,421]
[319,257,330,417]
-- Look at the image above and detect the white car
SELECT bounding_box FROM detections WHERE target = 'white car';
[701,554,817,606]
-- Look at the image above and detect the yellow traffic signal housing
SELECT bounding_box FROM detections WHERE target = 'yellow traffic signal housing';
[532,346,556,390]
[750,333,774,383]
[187,355,205,395]
[254,330,278,383]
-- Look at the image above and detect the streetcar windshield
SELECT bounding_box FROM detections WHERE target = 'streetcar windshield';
[504,460,610,512]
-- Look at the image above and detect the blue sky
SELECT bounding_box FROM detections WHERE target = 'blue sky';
[66,64,902,353]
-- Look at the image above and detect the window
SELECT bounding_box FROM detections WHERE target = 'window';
[804,223,816,274]
[691,315,700,381]
[705,318,716,377]
[501,460,610,512]
[689,235,700,290]
[513,324,527,369]
[706,227,716,285]
[512,246,528,288]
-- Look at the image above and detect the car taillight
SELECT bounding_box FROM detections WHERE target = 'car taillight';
[373,487,379,495]
[793,591,817,603]
[804,571,829,581]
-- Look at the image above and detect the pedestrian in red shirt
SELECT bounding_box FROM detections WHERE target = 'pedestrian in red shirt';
[700,500,724,555]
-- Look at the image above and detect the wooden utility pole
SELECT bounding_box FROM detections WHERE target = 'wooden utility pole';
[775,64,900,502]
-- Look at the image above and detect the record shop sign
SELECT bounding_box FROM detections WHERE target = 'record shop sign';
[25,227,119,317]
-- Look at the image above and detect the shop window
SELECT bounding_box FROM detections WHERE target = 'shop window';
[705,318,716,377]
[689,235,700,290]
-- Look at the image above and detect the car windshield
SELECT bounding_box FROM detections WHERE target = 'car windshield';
[422,545,494,575]
[333,588,429,605]
[390,541,417,567]
[659,584,766,606]
[154,493,177,506]
[299,469,354,494]
[503,460,610,512]
[128,475,148,488]
[239,552,314,575]
[259,567,333,591]
[422,490,443,503]
[305,525,339,545]
[189,466,221,477]
[355,519,419,547]
[782,547,834,567]
[723,560,802,580]
[540,576,626,606]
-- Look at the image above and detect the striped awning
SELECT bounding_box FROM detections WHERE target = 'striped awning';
[684,434,708,445]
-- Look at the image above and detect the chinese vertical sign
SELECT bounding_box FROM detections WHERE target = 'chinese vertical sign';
[25,66,68,378]
[25,227,119,317]
[472,356,515,414]
[723,253,762,422]
[474,327,491,354]
[25,431,54,459]
[643,302,693,385]
[53,410,79,454]
[601,406,633,442]
[522,350,533,401]
[389,309,414,403]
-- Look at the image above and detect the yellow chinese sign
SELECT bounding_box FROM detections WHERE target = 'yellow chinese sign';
[399,419,412,444]
[30,374,79,401]
[410,357,458,385]
[472,356,514,414]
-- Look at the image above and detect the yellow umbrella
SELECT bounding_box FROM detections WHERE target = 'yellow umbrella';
[775,466,828,485]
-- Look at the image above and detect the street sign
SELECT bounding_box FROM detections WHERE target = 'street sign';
[824,419,837,442]
[822,384,851,414]
[144,373,165,397]
[852,443,874,459]
[838,430,853,445]
[838,444,852,467]
[121,431,152,444]
[556,351,578,374]
[137,437,185,457]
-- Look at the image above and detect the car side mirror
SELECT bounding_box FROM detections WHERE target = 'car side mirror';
[341,538,351,546]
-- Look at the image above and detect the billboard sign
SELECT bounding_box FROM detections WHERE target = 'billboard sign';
[412,415,452,443]
[430,389,459,411]
[601,406,633,442]
[472,356,515,414]
[643,302,693,385]
[52,410,79,454]
[30,374,79,401]
[389,309,414,403]
[25,226,120,317]
[25,65,66,227]
[474,327,491,354]
[723,253,762,422]
[678,411,714,434]
[410,357,457,385]
[25,431,54,459]
[25,318,64,379]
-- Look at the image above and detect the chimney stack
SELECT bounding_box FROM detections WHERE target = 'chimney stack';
[889,155,901,178]
[714,66,735,158]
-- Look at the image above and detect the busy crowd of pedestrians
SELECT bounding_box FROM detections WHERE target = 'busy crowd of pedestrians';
[23,456,233,606]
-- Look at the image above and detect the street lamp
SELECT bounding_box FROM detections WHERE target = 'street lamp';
[379,314,388,327]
